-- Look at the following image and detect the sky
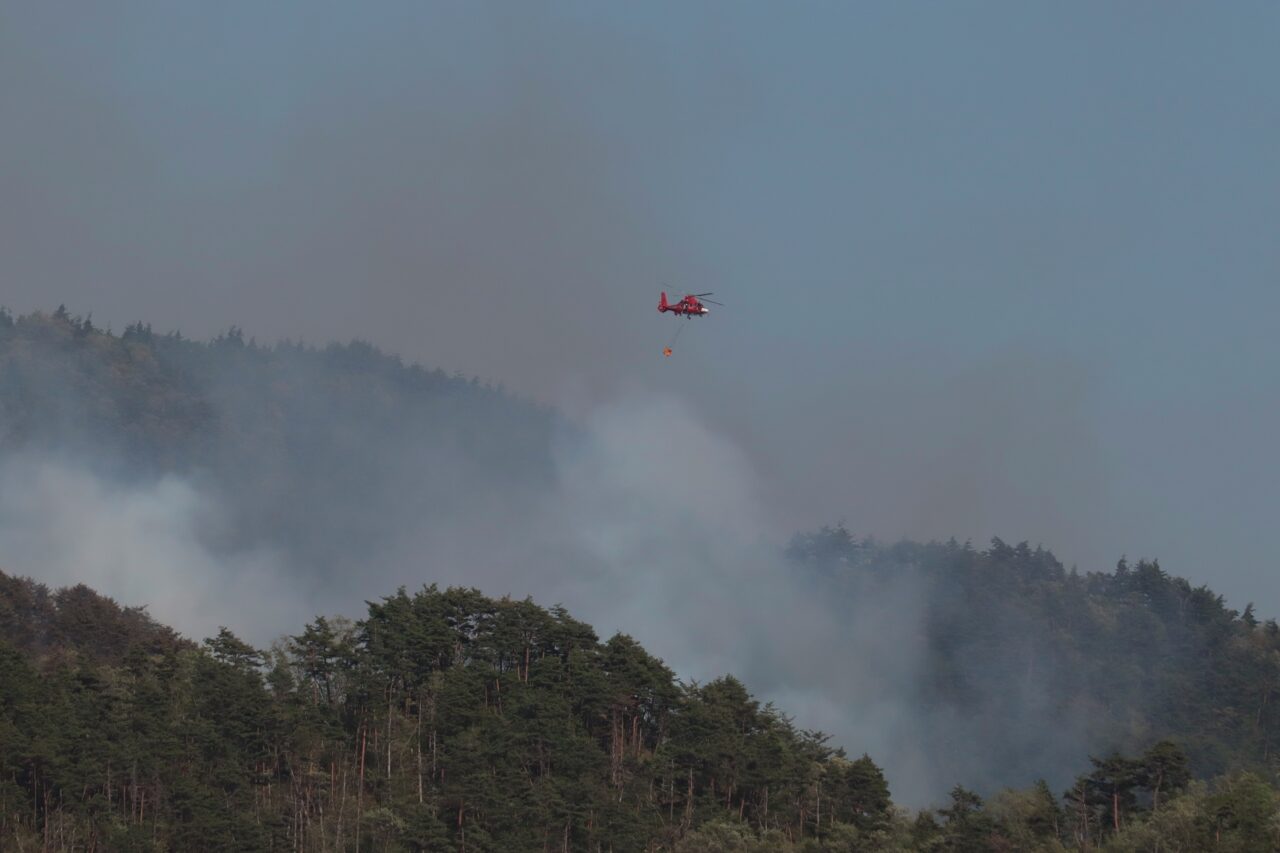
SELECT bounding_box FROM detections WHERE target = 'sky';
[2,2,1279,612]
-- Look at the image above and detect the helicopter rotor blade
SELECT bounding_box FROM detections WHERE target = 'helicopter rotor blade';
[700,298,724,306]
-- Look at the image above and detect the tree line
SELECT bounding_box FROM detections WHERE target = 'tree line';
[5,570,1279,851]
[1,573,896,851]
[789,526,1280,795]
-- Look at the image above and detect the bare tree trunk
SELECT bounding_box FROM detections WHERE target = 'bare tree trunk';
[816,780,820,839]
[1078,781,1089,851]
[357,722,367,852]
[684,767,693,829]
[337,761,348,850]
[610,709,622,787]
[669,760,675,824]
[417,687,424,804]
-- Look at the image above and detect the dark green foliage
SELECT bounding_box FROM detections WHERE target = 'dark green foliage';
[789,526,1280,790]
[1204,773,1279,851]
[0,308,559,576]
[936,786,997,851]
[11,308,1278,799]
[838,754,893,834]
[0,573,188,662]
[0,573,881,850]
[1142,739,1192,811]
[6,311,1280,847]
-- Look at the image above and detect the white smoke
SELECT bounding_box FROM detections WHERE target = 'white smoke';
[0,393,964,805]
[0,456,304,640]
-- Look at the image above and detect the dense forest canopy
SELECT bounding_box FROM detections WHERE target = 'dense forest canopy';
[3,573,1279,851]
[0,573,899,851]
[0,306,557,572]
[2,308,1280,849]
[785,527,1280,788]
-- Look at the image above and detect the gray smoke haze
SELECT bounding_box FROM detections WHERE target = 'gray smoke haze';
[3,0,1279,807]
[4,2,1279,611]
[0,456,300,634]
[0,366,1091,805]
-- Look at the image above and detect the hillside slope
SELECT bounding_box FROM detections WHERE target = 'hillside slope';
[3,307,1280,837]
[788,527,1280,789]
[0,307,558,577]
[0,573,896,851]
[4,574,1279,851]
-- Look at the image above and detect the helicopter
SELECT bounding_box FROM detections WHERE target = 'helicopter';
[658,291,722,356]
[658,291,722,317]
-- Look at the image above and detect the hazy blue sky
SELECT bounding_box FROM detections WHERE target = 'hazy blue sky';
[3,3,1278,609]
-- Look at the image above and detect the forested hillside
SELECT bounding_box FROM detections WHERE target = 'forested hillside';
[4,308,1280,848]
[0,574,898,851]
[787,527,1280,792]
[0,307,557,575]
[3,574,1280,851]
[0,306,553,471]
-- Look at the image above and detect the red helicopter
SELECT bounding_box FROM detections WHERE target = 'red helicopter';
[658,291,722,317]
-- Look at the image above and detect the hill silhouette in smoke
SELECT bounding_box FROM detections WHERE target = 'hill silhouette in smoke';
[1,306,1278,810]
